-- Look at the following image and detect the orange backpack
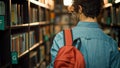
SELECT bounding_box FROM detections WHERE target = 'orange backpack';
[54,29,85,68]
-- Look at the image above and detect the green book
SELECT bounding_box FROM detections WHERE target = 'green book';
[0,1,5,30]
[0,15,5,30]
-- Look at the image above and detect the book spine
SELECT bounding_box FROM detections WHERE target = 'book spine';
[11,4,18,26]
[0,1,5,30]
[0,1,5,15]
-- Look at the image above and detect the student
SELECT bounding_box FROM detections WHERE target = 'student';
[48,0,120,68]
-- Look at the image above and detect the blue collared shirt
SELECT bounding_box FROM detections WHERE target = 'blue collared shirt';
[48,22,120,68]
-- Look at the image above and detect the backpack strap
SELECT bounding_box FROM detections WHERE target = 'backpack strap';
[64,29,73,45]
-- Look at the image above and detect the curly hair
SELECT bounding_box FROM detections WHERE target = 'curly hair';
[72,0,103,18]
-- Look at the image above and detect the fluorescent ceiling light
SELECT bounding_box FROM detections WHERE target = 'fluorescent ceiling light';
[63,0,73,6]
[115,0,120,3]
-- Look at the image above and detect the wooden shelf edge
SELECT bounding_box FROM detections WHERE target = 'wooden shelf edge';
[30,0,49,9]
[18,50,29,58]
[18,41,43,58]
[103,3,112,8]
[29,41,43,51]
[11,23,29,28]
[29,42,40,51]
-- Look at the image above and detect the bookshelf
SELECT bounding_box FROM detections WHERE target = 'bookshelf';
[0,0,54,68]
[100,0,120,50]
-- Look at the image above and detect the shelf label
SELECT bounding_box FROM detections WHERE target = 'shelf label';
[11,51,18,64]
[0,16,4,30]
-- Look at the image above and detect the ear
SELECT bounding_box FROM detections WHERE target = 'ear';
[67,5,74,13]
[78,5,82,13]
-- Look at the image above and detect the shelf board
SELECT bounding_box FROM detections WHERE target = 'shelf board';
[18,41,43,58]
[18,50,29,58]
[29,41,43,51]
[29,22,41,26]
[10,21,51,28]
[29,21,52,27]
[29,21,47,26]
[30,0,49,9]
[103,3,112,8]
[11,23,29,29]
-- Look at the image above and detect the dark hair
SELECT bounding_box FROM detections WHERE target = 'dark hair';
[72,0,103,18]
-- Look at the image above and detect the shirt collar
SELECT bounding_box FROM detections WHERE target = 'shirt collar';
[77,21,100,28]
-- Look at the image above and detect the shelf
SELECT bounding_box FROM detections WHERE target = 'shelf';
[18,41,43,58]
[29,21,47,26]
[29,21,52,27]
[11,24,29,29]
[0,0,54,67]
[103,3,112,8]
[29,41,43,51]
[18,50,29,58]
[10,21,49,28]
[30,0,49,9]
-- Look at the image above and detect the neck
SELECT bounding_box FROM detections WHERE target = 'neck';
[79,13,97,22]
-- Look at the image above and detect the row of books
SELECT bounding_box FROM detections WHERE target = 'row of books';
[11,32,28,55]
[11,3,46,26]
[101,3,120,25]
[11,4,24,26]
[116,6,120,25]
[11,31,36,56]
[30,7,38,23]
[30,45,46,68]
[29,25,54,67]
[29,31,36,47]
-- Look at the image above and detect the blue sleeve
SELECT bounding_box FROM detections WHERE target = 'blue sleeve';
[110,40,120,68]
[47,31,64,68]
[47,39,59,68]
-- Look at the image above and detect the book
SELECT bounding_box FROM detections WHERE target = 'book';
[29,31,36,47]
[0,1,5,30]
[39,7,45,21]
[30,7,38,23]
[39,28,43,41]
[0,1,5,15]
[116,6,120,25]
[11,35,20,55]
[11,4,18,26]
[25,32,29,50]
[30,51,38,68]
[0,15,5,30]
[39,45,45,62]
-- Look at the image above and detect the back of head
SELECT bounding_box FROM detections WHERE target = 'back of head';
[72,0,103,18]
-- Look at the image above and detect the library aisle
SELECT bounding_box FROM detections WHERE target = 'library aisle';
[0,0,120,68]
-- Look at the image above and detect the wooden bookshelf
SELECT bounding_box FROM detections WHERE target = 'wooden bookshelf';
[0,0,54,67]
[100,1,120,50]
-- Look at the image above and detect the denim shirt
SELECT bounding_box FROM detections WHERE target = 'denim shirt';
[48,22,120,68]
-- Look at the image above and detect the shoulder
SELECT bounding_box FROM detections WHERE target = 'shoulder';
[105,34,117,45]
[105,35,118,51]
[52,30,64,49]
[54,31,64,41]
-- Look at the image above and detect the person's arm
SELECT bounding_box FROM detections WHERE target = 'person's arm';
[47,32,64,68]
[110,40,120,68]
